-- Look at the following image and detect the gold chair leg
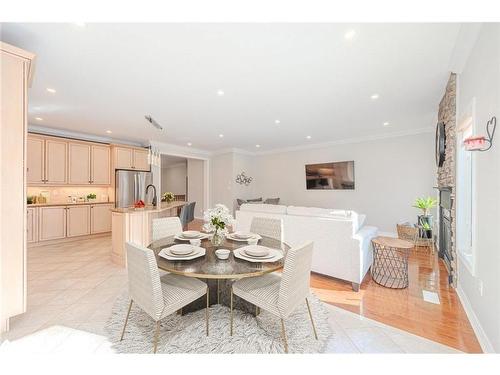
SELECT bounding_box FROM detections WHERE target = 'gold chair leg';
[120,300,133,341]
[255,305,260,317]
[305,297,318,340]
[230,287,234,336]
[153,321,160,354]
[217,279,220,305]
[280,318,288,353]
[206,287,209,336]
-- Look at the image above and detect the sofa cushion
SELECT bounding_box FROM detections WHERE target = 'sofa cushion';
[236,197,262,207]
[286,206,352,219]
[264,197,280,205]
[239,203,288,214]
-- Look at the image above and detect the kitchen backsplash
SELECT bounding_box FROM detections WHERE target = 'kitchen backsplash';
[27,186,113,204]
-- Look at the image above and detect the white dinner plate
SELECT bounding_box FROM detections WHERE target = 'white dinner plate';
[226,233,262,242]
[159,246,206,261]
[243,245,270,257]
[182,231,202,238]
[243,249,274,259]
[233,246,283,263]
[169,244,194,255]
[233,231,254,239]
[174,233,209,241]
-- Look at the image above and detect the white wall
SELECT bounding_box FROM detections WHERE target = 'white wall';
[161,163,187,195]
[187,158,206,218]
[253,132,436,232]
[456,23,500,353]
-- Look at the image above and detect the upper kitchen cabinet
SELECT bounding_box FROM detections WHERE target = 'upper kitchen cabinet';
[68,141,91,184]
[28,134,111,186]
[27,135,45,184]
[133,149,149,171]
[45,138,68,184]
[112,145,150,171]
[91,145,111,184]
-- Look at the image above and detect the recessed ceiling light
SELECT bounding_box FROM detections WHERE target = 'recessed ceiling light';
[187,142,192,146]
[106,130,112,134]
[370,94,379,100]
[217,90,225,96]
[219,134,224,138]
[344,30,356,40]
[35,117,43,121]
[255,144,261,148]
[275,120,281,125]
[306,135,312,140]
[383,122,390,127]
[46,88,56,94]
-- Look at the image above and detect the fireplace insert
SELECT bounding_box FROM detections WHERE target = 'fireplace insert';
[438,187,453,284]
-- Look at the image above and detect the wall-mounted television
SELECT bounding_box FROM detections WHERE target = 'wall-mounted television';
[305,161,355,190]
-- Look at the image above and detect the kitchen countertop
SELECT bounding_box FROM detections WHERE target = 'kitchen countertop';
[27,201,114,207]
[110,201,186,214]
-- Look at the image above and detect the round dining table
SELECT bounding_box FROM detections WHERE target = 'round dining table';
[148,234,290,314]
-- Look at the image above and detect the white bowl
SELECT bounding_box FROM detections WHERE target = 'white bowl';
[215,249,230,260]
[182,231,201,238]
[247,238,259,245]
[189,239,201,246]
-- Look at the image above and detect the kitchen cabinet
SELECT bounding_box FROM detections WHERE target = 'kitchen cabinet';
[68,142,91,184]
[27,136,45,184]
[45,139,67,184]
[133,149,150,171]
[114,147,134,169]
[113,146,150,171]
[91,145,111,184]
[39,206,66,241]
[26,207,37,243]
[66,205,91,237]
[91,204,113,233]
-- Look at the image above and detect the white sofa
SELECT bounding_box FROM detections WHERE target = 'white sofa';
[235,204,378,291]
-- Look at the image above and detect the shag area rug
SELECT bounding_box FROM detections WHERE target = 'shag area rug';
[104,293,333,353]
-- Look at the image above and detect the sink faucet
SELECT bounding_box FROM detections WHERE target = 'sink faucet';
[146,184,157,207]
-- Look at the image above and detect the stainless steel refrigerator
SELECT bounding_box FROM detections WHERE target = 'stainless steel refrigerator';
[115,170,153,208]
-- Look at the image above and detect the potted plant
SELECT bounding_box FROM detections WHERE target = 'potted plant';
[86,193,97,202]
[203,204,234,246]
[420,221,433,239]
[413,196,437,229]
[161,192,175,203]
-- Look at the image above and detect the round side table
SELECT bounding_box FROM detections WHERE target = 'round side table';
[371,236,414,289]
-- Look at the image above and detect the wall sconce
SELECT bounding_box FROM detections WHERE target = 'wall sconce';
[235,171,253,186]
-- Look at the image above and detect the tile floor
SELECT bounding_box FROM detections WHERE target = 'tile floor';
[0,236,460,353]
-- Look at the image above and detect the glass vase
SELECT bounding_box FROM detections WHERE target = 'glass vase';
[211,230,224,246]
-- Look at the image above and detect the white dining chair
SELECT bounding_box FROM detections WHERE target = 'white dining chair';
[121,242,209,353]
[250,217,283,242]
[152,217,183,241]
[230,241,316,353]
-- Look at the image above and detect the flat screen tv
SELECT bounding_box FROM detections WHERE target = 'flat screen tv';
[305,161,355,190]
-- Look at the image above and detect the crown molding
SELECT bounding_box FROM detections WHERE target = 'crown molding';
[149,140,211,160]
[28,124,144,146]
[254,127,435,156]
[211,148,256,156]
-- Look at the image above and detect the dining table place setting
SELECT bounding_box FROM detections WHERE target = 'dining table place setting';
[226,231,262,243]
[159,244,206,261]
[174,230,210,242]
[233,244,283,263]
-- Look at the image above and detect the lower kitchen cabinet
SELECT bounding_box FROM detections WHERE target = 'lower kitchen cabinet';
[91,204,113,233]
[39,206,66,241]
[66,205,91,237]
[27,207,38,243]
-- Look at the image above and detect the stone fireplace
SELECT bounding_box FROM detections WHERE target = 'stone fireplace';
[437,73,457,286]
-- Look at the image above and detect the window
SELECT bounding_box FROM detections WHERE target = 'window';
[456,98,476,275]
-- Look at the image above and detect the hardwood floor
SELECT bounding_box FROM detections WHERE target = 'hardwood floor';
[190,220,482,353]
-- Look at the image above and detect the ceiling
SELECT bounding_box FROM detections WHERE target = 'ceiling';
[0,23,461,151]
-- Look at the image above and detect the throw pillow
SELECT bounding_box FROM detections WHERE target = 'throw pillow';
[264,198,280,205]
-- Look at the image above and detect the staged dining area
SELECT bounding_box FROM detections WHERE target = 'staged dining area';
[110,204,330,353]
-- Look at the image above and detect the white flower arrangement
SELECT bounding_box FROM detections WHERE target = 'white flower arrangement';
[202,204,234,234]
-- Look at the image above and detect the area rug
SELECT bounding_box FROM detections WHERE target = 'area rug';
[104,293,333,353]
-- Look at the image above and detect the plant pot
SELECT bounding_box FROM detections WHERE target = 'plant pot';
[418,215,433,228]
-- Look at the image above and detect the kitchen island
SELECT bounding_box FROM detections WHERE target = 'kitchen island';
[111,201,186,266]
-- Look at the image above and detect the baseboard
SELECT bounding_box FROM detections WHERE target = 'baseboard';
[456,284,495,353]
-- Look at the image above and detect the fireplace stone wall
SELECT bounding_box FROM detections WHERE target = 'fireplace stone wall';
[437,73,457,286]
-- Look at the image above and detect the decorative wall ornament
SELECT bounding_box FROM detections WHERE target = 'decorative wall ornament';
[235,171,253,186]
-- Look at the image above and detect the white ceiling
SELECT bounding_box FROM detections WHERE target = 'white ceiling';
[1,23,461,151]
